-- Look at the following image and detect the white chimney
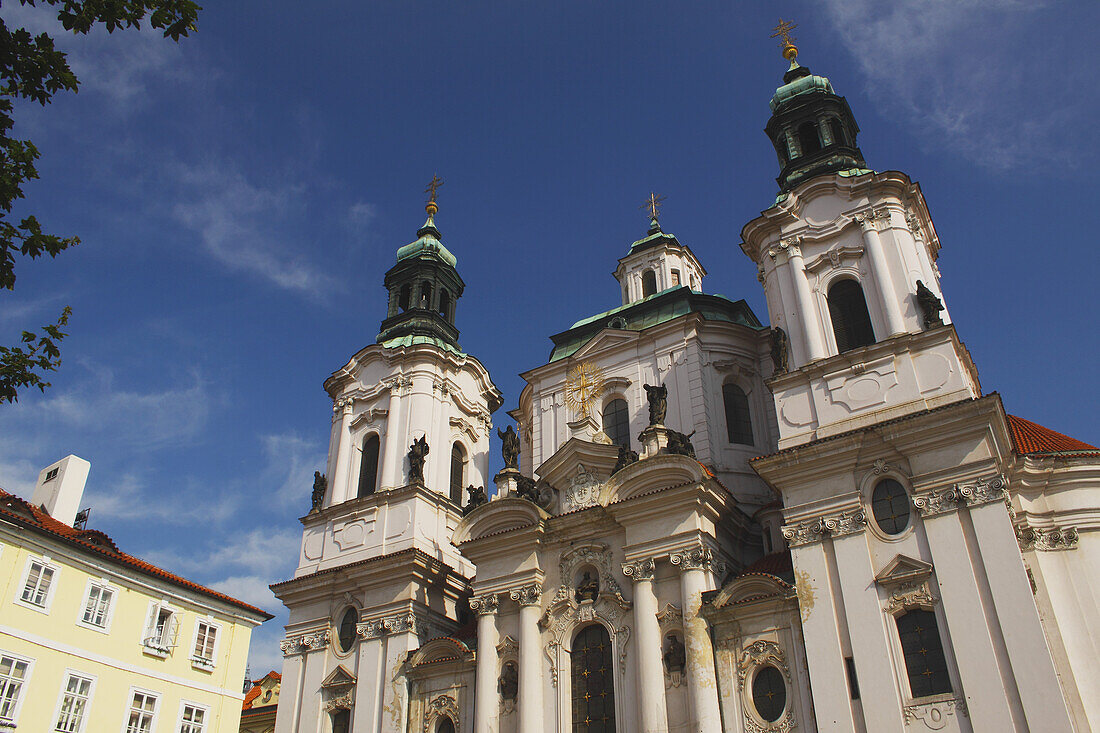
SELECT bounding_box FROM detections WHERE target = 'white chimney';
[30,455,90,527]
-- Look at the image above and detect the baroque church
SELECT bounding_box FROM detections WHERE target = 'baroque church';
[270,32,1099,733]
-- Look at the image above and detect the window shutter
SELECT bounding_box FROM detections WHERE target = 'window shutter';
[143,605,158,642]
[168,614,180,648]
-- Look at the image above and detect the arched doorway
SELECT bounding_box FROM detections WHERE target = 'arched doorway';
[571,624,616,732]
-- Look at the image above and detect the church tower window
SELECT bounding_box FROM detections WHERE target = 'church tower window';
[896,610,952,697]
[641,270,657,298]
[722,383,754,445]
[438,288,451,319]
[358,434,379,498]
[330,709,350,733]
[337,608,357,652]
[828,279,876,353]
[871,478,910,535]
[751,665,787,722]
[829,118,847,147]
[602,398,630,448]
[571,624,616,733]
[449,443,466,504]
[419,281,433,309]
[797,121,821,155]
[435,719,455,733]
[399,284,412,312]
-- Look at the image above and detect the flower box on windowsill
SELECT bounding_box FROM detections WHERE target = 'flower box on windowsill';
[142,641,170,658]
[190,655,216,672]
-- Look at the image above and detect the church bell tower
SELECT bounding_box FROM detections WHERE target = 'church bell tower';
[272,182,502,733]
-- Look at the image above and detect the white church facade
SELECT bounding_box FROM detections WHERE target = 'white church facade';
[270,37,1099,733]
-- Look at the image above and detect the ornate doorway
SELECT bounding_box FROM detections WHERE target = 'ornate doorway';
[571,624,616,732]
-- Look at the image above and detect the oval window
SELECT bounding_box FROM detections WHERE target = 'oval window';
[337,607,358,652]
[871,478,910,535]
[752,665,786,722]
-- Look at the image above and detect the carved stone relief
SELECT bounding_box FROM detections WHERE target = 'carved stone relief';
[423,694,458,733]
[563,467,602,512]
[903,697,968,730]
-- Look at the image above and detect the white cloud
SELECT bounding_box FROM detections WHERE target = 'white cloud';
[171,163,338,297]
[261,432,327,505]
[818,0,1089,170]
[347,201,378,230]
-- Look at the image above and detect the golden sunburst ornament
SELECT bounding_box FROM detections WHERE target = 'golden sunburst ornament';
[564,362,605,418]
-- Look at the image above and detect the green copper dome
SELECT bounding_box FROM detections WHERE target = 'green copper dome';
[395,213,457,267]
[769,64,835,112]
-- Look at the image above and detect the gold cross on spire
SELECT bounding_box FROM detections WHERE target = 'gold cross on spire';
[771,18,799,61]
[424,174,444,205]
[641,191,666,222]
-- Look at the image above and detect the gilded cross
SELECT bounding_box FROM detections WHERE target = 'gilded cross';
[641,191,666,221]
[770,18,797,48]
[425,174,444,204]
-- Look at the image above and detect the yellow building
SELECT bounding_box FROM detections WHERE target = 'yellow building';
[239,671,280,733]
[0,456,271,732]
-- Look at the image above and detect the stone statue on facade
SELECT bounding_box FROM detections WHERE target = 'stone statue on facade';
[407,436,429,484]
[916,280,944,329]
[499,662,518,704]
[667,429,696,458]
[643,383,668,426]
[310,471,327,513]
[498,425,520,470]
[612,443,639,475]
[575,571,600,602]
[516,475,554,509]
[463,484,488,515]
[663,634,686,674]
[771,326,789,375]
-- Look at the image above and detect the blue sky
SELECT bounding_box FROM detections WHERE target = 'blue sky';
[1,1,1097,674]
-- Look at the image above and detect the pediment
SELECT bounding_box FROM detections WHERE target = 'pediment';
[570,328,640,361]
[452,496,546,544]
[874,554,933,588]
[599,453,708,505]
[710,574,792,610]
[408,637,471,667]
[536,438,620,491]
[321,665,356,688]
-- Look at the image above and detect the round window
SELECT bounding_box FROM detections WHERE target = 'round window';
[752,665,786,722]
[337,607,358,652]
[871,478,910,535]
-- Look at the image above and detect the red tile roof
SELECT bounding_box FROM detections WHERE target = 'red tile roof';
[0,489,272,620]
[242,671,281,709]
[739,550,793,579]
[1007,415,1099,456]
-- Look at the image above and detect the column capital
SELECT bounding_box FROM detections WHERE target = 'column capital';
[621,558,655,581]
[470,593,499,615]
[357,612,415,639]
[669,544,715,572]
[781,508,867,547]
[509,583,542,607]
[1016,524,1079,552]
[913,474,1008,518]
[333,396,355,415]
[281,629,330,656]
[854,208,886,231]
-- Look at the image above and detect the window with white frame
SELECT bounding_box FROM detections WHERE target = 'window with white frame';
[0,654,30,724]
[178,703,207,733]
[80,582,114,629]
[125,691,157,733]
[191,621,218,667]
[20,558,56,608]
[53,672,93,733]
[142,602,178,654]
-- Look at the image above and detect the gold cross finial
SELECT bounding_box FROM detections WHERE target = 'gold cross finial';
[641,192,666,222]
[424,174,443,215]
[771,18,799,61]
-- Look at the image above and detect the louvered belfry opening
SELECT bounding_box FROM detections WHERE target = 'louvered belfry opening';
[827,279,876,353]
[571,624,616,732]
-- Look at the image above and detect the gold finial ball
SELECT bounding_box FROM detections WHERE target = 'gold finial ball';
[782,42,798,61]
[425,201,438,216]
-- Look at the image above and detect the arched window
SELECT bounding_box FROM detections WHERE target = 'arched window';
[798,121,821,155]
[337,607,358,652]
[775,135,788,164]
[435,719,455,733]
[828,279,876,353]
[829,118,847,147]
[602,398,630,448]
[752,665,787,722]
[331,710,350,733]
[641,270,657,298]
[571,624,615,732]
[871,478,910,535]
[722,383,753,445]
[896,610,952,697]
[449,443,466,505]
[399,284,412,311]
[358,434,379,498]
[438,288,451,318]
[419,281,433,309]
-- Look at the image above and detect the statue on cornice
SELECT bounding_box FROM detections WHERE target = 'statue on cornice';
[612,443,639,475]
[771,326,789,375]
[643,383,667,426]
[310,471,327,513]
[408,436,429,484]
[463,485,487,515]
[916,280,944,329]
[498,425,520,470]
[667,429,696,458]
